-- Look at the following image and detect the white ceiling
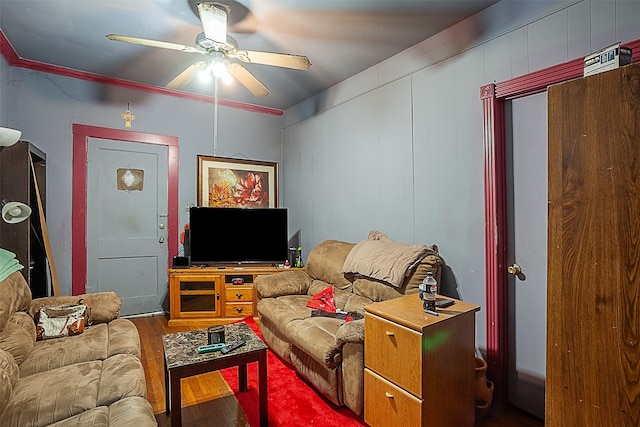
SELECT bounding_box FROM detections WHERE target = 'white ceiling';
[0,0,499,111]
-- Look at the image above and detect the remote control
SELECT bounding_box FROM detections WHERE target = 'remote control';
[436,299,455,309]
[221,339,245,354]
[197,343,226,354]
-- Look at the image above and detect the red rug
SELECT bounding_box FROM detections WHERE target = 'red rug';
[220,317,366,427]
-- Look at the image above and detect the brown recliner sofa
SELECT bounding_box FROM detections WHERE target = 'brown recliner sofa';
[255,233,442,417]
[0,271,157,427]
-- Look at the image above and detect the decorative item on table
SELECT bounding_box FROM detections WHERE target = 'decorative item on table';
[208,325,225,345]
[287,247,297,267]
[295,246,303,268]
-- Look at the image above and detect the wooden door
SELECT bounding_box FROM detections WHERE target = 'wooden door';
[547,63,640,426]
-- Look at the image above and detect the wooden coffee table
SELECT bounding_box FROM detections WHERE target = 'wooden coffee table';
[162,322,268,427]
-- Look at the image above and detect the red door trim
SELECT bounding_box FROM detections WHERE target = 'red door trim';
[480,38,640,408]
[480,83,508,405]
[72,124,178,296]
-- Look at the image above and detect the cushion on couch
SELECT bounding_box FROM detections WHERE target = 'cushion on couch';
[305,240,355,290]
[255,270,312,299]
[19,318,141,378]
[2,354,147,427]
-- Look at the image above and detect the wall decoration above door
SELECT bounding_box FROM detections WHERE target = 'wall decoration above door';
[197,155,278,208]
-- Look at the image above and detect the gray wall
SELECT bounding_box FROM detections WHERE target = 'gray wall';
[1,55,10,127]
[3,69,284,295]
[282,0,640,350]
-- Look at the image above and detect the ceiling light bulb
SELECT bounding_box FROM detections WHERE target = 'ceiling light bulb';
[212,60,226,76]
[199,69,212,83]
[221,73,233,85]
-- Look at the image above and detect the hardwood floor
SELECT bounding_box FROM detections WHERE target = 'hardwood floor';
[130,314,543,427]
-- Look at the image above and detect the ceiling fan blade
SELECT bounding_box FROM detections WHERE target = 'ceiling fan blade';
[197,3,227,44]
[106,34,202,54]
[227,63,270,97]
[232,50,311,70]
[167,62,207,89]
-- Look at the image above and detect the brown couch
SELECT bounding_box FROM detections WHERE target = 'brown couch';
[255,234,442,417]
[0,271,157,427]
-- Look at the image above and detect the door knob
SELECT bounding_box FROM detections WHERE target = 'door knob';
[507,263,522,275]
[159,236,165,244]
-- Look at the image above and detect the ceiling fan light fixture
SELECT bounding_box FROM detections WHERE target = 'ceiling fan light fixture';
[212,60,232,84]
[198,2,228,45]
[199,67,213,83]
[198,60,232,85]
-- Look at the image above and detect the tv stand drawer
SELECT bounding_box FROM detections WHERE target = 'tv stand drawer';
[225,302,254,317]
[225,286,253,302]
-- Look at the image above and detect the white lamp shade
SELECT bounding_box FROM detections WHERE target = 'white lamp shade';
[0,127,22,147]
[2,202,32,223]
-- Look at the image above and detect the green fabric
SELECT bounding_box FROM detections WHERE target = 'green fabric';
[0,248,24,282]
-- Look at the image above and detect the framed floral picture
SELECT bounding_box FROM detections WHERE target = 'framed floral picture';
[197,155,278,208]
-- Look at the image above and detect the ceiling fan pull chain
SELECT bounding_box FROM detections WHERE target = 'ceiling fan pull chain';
[213,75,219,156]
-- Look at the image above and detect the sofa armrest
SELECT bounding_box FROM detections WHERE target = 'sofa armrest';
[323,319,365,368]
[335,318,365,347]
[28,291,122,325]
[255,270,312,298]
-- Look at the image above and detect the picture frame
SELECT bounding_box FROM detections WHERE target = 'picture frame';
[197,155,278,208]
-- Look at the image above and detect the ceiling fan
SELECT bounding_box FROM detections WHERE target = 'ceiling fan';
[106,2,311,97]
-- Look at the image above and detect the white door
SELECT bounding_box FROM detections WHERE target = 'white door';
[86,138,168,315]
[505,92,547,419]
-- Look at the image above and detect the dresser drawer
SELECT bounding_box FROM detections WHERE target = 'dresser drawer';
[225,286,253,302]
[225,302,254,317]
[364,368,422,426]
[365,312,423,396]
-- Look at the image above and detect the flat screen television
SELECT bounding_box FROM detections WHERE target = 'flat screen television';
[188,207,288,266]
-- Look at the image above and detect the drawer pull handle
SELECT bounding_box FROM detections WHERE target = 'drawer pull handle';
[236,293,243,298]
[385,392,394,399]
[385,331,394,337]
[236,307,244,313]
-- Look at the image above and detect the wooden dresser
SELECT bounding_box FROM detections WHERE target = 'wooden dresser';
[364,294,480,427]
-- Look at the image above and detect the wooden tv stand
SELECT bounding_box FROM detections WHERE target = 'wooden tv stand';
[167,265,301,326]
